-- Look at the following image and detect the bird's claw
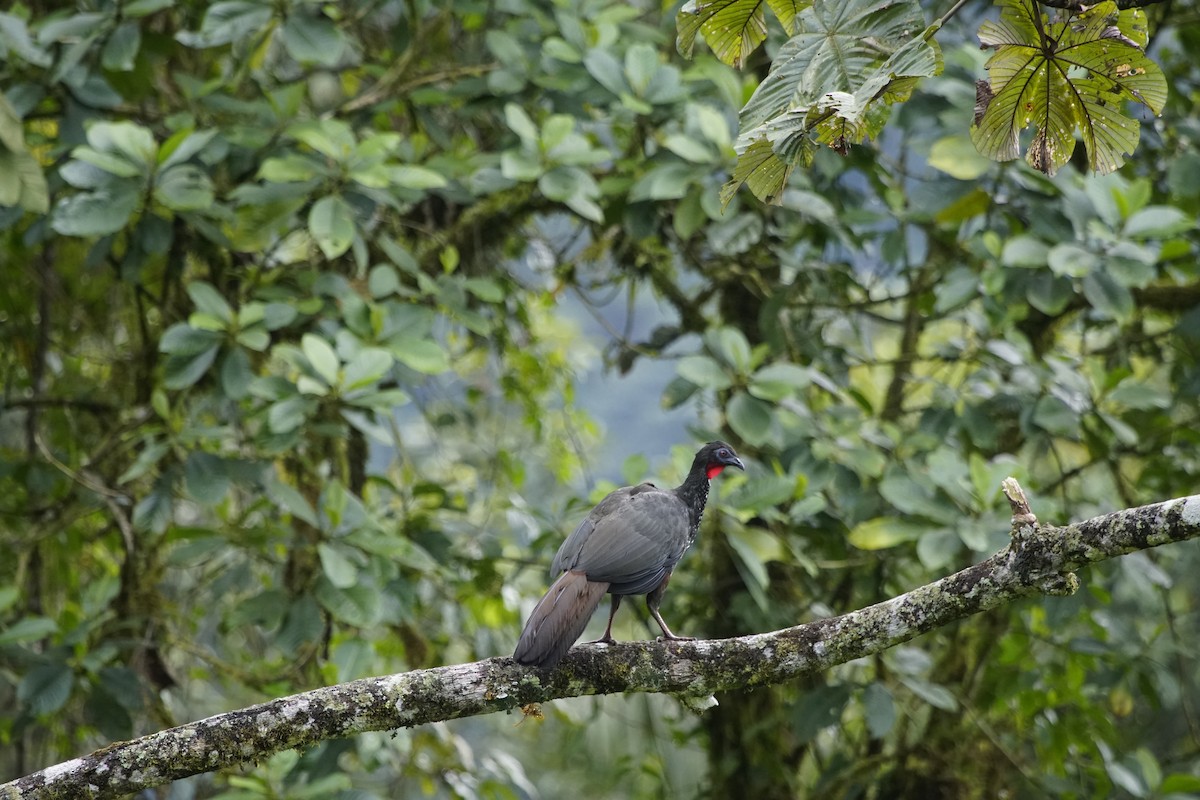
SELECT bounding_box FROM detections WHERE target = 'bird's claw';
[656,634,695,642]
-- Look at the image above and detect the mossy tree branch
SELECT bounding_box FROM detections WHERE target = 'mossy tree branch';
[5,483,1200,800]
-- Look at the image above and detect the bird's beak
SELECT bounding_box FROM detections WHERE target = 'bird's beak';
[730,456,745,471]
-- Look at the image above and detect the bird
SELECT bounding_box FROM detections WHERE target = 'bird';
[513,441,745,669]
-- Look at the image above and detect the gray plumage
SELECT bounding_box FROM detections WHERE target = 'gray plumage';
[513,442,744,669]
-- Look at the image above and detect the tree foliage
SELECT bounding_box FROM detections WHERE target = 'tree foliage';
[1,0,1200,797]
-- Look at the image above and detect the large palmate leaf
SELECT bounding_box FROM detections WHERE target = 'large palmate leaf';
[677,0,807,68]
[970,0,1167,176]
[721,0,940,205]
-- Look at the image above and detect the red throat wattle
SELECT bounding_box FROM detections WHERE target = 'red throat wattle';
[706,464,725,480]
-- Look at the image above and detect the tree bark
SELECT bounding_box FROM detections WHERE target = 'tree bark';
[4,482,1199,800]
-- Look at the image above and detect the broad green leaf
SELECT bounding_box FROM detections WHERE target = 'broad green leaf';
[186,282,234,324]
[101,21,141,71]
[928,136,993,180]
[290,119,355,161]
[676,0,771,68]
[848,517,927,549]
[159,323,223,355]
[391,338,449,374]
[1032,394,1080,437]
[154,164,214,211]
[749,362,811,401]
[899,676,958,711]
[176,1,273,48]
[184,451,231,505]
[159,129,217,171]
[1000,235,1047,268]
[318,543,359,588]
[309,195,356,259]
[301,333,340,385]
[389,165,447,190]
[163,346,219,389]
[1082,270,1133,321]
[1046,243,1098,278]
[676,354,733,390]
[316,581,380,627]
[706,326,753,372]
[0,617,58,646]
[1124,206,1192,239]
[863,684,896,738]
[740,0,931,132]
[18,662,74,715]
[282,9,343,66]
[727,391,773,445]
[51,188,140,236]
[343,348,393,390]
[87,121,157,168]
[971,0,1167,176]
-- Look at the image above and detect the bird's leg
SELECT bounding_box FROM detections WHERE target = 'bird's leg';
[648,580,694,642]
[584,595,621,645]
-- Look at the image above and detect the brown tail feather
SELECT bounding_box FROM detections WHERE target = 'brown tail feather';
[513,570,609,669]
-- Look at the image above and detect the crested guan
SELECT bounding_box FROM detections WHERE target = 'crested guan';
[513,441,745,669]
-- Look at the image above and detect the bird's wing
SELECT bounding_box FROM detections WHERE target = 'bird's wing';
[556,485,690,595]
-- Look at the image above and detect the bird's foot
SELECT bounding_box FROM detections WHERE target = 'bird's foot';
[585,634,617,646]
[656,634,695,642]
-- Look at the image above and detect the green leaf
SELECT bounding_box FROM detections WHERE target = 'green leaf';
[721,137,797,207]
[1000,235,1048,268]
[389,165,447,190]
[504,103,539,146]
[728,473,798,513]
[18,662,74,715]
[391,338,449,374]
[1047,243,1098,278]
[316,581,380,627]
[176,1,273,48]
[676,354,733,390]
[848,517,928,549]
[318,543,359,588]
[184,451,231,505]
[160,323,223,355]
[268,394,315,433]
[220,348,255,400]
[927,136,993,180]
[899,676,958,711]
[1032,395,1080,437]
[186,282,234,324]
[0,617,58,646]
[971,0,1167,176]
[706,326,753,372]
[1082,270,1134,321]
[51,188,140,237]
[749,362,811,401]
[583,49,628,96]
[290,119,355,161]
[863,684,896,738]
[302,333,340,385]
[676,0,771,68]
[727,391,773,446]
[282,8,343,66]
[159,129,217,171]
[1123,206,1192,238]
[87,121,158,168]
[163,346,219,389]
[342,348,393,390]
[101,21,141,71]
[154,164,214,211]
[309,195,356,259]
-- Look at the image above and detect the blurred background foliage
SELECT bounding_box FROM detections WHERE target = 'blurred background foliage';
[2,0,1200,798]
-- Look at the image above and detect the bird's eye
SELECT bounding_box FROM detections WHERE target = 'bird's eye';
[718,448,730,458]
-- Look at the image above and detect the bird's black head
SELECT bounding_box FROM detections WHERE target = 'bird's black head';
[697,441,745,480]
